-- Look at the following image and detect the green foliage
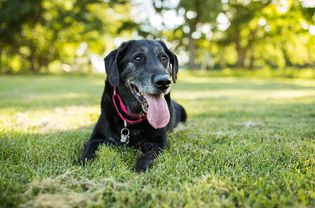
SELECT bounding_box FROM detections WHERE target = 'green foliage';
[0,75,315,207]
[0,0,43,45]
[0,0,135,74]
[153,0,315,70]
[1,0,315,73]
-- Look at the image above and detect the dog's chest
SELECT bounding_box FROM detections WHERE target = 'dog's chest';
[128,128,146,144]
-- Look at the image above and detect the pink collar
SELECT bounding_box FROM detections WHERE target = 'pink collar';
[112,87,147,125]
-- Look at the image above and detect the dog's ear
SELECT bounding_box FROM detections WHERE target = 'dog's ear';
[104,42,128,86]
[158,40,179,83]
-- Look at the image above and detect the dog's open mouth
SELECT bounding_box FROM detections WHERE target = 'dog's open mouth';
[129,83,170,129]
[130,83,149,113]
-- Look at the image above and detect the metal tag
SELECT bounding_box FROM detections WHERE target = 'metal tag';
[120,128,130,144]
[120,132,129,144]
[120,123,130,144]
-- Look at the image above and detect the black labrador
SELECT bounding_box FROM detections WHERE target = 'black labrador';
[80,39,186,172]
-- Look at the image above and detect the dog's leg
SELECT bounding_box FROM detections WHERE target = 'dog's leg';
[80,138,104,162]
[80,115,109,164]
[135,136,167,172]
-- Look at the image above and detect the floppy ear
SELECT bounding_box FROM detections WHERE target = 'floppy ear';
[104,50,119,86]
[158,40,179,83]
[104,42,128,86]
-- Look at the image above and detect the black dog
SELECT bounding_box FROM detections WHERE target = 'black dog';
[80,40,186,172]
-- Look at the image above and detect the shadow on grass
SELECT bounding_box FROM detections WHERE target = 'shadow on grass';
[0,75,104,110]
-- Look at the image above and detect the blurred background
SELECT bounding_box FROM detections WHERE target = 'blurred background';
[0,0,315,77]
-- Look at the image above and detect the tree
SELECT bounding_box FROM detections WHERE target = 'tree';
[0,0,44,72]
[152,0,222,69]
[0,0,136,73]
[218,0,272,68]
[178,0,222,69]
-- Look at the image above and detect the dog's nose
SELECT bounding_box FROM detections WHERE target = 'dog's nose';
[153,74,171,90]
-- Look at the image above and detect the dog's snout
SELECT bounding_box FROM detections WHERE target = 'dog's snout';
[153,74,171,90]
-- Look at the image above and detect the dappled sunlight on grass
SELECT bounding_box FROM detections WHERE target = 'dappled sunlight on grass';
[0,75,104,133]
[0,105,99,134]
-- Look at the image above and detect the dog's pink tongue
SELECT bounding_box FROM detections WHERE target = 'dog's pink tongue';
[144,94,170,129]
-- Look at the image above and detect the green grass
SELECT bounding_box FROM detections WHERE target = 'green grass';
[0,73,314,207]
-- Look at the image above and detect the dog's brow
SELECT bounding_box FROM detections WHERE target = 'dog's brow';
[139,47,148,53]
[154,47,163,55]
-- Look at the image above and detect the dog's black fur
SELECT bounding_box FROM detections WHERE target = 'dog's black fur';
[80,40,186,172]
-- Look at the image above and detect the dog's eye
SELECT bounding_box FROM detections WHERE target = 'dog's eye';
[134,56,141,62]
[161,56,168,62]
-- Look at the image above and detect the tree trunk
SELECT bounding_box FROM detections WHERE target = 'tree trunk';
[236,49,247,68]
[0,49,2,72]
[188,34,196,70]
[186,0,202,70]
[235,32,246,68]
[248,45,255,69]
[28,53,39,72]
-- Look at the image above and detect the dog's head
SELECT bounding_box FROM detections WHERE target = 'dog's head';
[104,40,179,129]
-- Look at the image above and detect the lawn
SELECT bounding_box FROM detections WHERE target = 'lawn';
[0,73,314,207]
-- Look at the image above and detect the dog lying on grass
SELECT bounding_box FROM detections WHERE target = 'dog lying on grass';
[80,40,186,172]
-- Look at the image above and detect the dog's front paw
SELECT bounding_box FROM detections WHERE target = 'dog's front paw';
[135,154,154,173]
